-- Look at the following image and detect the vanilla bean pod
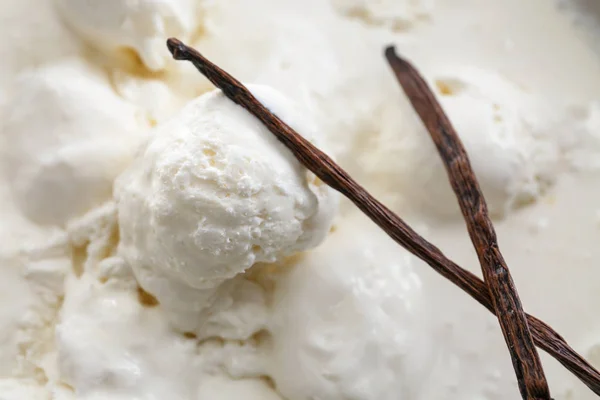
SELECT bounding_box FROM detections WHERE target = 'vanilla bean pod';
[385,46,550,400]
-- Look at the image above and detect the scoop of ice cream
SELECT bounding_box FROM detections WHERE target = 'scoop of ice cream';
[1,58,147,226]
[364,67,558,218]
[114,84,338,320]
[55,0,198,71]
[267,216,436,400]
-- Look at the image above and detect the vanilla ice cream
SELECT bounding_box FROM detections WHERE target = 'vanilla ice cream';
[360,67,562,219]
[331,0,434,29]
[55,0,198,71]
[0,0,82,89]
[268,216,437,400]
[2,0,600,399]
[1,58,147,226]
[0,233,71,399]
[115,84,338,332]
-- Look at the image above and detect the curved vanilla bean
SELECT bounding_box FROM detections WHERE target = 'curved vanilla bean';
[385,47,550,400]
[166,37,600,397]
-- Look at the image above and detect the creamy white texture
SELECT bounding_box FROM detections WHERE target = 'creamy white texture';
[268,217,436,400]
[185,0,600,217]
[0,0,82,88]
[178,0,398,168]
[115,85,337,333]
[196,375,282,400]
[1,0,600,399]
[45,202,279,398]
[55,272,278,399]
[1,58,147,226]
[0,233,70,396]
[331,0,434,29]
[57,273,201,399]
[111,70,183,125]
[558,0,600,55]
[360,67,563,219]
[0,0,85,247]
[55,0,198,71]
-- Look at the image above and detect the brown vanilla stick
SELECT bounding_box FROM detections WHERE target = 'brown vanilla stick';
[166,37,600,397]
[385,47,551,400]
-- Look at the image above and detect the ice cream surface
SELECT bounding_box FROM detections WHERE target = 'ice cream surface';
[1,58,147,226]
[267,216,439,400]
[365,66,562,219]
[115,84,337,333]
[1,0,600,399]
[55,0,198,71]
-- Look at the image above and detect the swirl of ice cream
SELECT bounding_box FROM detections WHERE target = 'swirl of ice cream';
[114,84,338,329]
[55,0,198,71]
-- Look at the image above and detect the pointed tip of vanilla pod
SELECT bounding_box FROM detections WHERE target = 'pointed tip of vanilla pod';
[384,45,412,73]
[384,45,397,59]
[166,37,188,60]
